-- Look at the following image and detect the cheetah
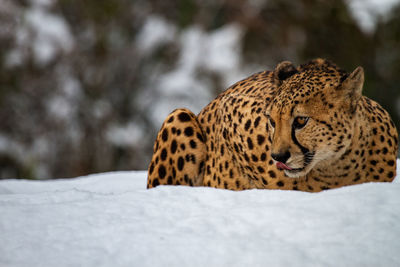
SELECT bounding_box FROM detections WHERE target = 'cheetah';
[147,58,398,192]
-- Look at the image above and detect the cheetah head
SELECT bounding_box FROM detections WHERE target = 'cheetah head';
[266,59,364,178]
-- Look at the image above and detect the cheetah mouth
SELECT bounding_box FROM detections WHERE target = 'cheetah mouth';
[276,162,293,170]
[277,151,315,176]
[284,167,305,174]
[281,166,308,178]
[276,162,305,172]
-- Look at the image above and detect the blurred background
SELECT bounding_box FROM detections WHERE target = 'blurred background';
[0,0,399,179]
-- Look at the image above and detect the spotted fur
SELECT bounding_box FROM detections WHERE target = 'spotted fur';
[147,59,398,192]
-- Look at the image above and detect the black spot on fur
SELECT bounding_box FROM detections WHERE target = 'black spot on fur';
[178,112,191,122]
[167,176,173,184]
[158,165,166,179]
[190,140,197,149]
[149,163,154,175]
[260,153,267,161]
[353,173,361,182]
[162,129,168,141]
[254,116,261,128]
[197,133,205,142]
[160,148,167,161]
[184,127,194,137]
[244,120,251,131]
[152,178,160,187]
[171,140,177,154]
[268,170,276,178]
[247,137,254,150]
[199,161,204,175]
[177,157,185,171]
[257,135,265,145]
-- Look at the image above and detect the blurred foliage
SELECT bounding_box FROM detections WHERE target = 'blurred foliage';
[0,0,399,179]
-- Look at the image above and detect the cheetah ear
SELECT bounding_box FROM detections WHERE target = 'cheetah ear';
[274,61,298,85]
[339,66,364,112]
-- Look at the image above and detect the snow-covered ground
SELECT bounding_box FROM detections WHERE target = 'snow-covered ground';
[1,160,400,267]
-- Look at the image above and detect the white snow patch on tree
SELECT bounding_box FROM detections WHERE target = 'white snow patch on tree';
[347,0,400,33]
[136,23,248,127]
[9,5,75,67]
[135,15,177,55]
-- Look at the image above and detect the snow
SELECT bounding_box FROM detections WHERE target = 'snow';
[135,15,177,55]
[7,3,75,67]
[202,24,244,86]
[347,0,400,33]
[137,23,248,127]
[1,161,400,266]
[26,7,74,65]
[106,122,145,148]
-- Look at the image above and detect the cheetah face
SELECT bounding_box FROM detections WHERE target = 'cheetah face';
[266,103,349,177]
[266,66,364,178]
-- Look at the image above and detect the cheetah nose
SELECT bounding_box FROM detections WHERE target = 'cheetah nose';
[271,151,291,164]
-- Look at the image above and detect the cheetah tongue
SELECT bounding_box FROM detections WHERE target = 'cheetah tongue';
[276,162,293,171]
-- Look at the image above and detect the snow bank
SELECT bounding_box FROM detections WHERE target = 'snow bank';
[1,161,400,267]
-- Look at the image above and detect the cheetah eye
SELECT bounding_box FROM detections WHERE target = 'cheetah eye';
[293,116,309,129]
[268,116,276,128]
